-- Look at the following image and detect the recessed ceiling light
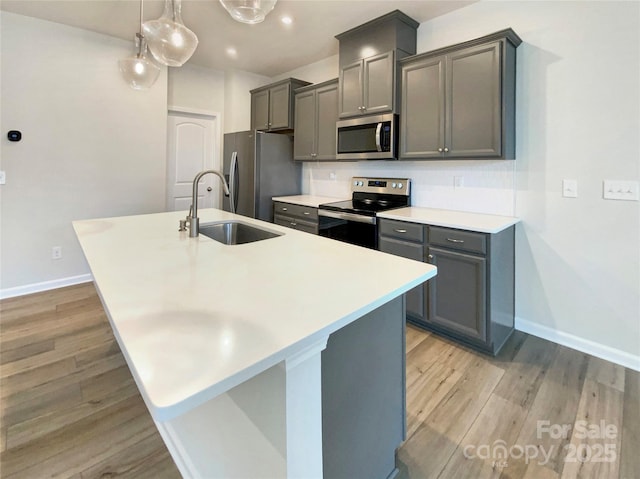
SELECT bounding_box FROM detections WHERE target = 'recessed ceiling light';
[281,15,293,25]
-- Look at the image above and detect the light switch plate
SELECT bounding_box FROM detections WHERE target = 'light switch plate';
[0,171,5,185]
[603,180,639,201]
[562,179,578,198]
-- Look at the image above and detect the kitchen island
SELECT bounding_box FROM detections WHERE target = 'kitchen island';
[73,209,436,479]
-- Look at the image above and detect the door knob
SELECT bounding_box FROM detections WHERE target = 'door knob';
[207,187,212,192]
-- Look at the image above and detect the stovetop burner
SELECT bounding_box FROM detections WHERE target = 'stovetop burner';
[319,177,411,216]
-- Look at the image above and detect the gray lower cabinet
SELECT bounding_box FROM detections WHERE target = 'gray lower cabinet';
[293,79,338,161]
[273,201,318,234]
[251,78,311,132]
[339,51,395,118]
[378,218,515,355]
[400,28,521,160]
[378,220,427,323]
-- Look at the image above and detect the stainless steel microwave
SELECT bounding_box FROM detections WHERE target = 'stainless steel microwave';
[336,114,398,160]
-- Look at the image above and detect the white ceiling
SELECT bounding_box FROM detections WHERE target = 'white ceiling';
[1,0,475,77]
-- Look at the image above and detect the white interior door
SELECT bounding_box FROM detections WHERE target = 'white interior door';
[167,112,219,212]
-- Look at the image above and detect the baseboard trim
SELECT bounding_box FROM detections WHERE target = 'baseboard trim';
[0,274,93,300]
[515,317,640,372]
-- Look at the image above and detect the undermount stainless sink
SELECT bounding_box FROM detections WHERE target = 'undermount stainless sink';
[199,221,283,245]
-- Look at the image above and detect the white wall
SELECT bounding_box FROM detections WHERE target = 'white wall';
[223,69,270,133]
[168,64,225,114]
[276,1,640,364]
[270,55,339,85]
[0,12,168,293]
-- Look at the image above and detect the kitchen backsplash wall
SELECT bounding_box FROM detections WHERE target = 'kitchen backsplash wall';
[302,160,516,216]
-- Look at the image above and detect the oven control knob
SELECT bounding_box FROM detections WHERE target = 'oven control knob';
[392,182,397,188]
[353,180,358,186]
[358,181,364,186]
[398,182,403,189]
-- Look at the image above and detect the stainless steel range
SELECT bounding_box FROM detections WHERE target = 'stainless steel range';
[318,177,411,249]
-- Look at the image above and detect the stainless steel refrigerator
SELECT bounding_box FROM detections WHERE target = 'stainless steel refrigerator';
[222,131,301,222]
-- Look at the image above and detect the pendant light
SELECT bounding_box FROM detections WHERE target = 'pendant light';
[119,0,160,90]
[143,0,198,67]
[219,0,277,24]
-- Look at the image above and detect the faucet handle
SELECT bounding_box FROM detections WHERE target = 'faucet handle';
[178,219,188,232]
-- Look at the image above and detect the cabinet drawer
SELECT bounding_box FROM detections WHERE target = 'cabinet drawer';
[379,219,425,243]
[428,227,486,255]
[273,202,318,221]
[274,214,317,234]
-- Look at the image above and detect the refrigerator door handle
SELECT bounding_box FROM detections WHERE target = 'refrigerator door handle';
[229,151,238,213]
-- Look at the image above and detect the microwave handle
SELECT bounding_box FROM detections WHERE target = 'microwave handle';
[375,122,383,152]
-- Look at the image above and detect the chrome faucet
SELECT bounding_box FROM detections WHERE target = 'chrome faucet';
[180,170,230,238]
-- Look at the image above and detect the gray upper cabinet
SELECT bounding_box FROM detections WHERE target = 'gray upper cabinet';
[400,29,521,160]
[335,11,418,120]
[400,55,445,158]
[251,78,311,132]
[294,79,339,161]
[339,51,395,118]
[251,89,270,132]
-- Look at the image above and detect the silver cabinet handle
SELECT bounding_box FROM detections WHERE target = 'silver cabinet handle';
[444,147,449,152]
[446,238,465,243]
[291,222,297,226]
[427,254,434,261]
[206,187,212,192]
[394,229,407,233]
[282,207,288,211]
[303,212,310,215]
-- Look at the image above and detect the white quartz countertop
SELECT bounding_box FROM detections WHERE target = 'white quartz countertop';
[272,195,346,208]
[377,207,520,234]
[73,209,436,421]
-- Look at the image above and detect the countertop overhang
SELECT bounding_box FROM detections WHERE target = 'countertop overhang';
[73,209,436,421]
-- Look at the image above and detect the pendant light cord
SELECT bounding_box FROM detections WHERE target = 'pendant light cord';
[139,0,144,32]
[136,0,145,57]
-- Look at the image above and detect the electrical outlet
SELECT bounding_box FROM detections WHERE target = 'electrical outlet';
[52,246,62,260]
[454,176,464,188]
[329,171,337,180]
[562,179,578,198]
[603,180,639,201]
[0,171,5,185]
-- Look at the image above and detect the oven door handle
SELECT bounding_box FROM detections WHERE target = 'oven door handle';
[318,209,377,225]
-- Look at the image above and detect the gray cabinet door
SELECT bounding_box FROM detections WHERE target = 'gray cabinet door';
[427,246,487,342]
[315,82,338,160]
[446,42,501,157]
[251,89,269,131]
[269,83,291,130]
[293,89,315,160]
[400,55,445,159]
[339,60,363,118]
[379,237,426,323]
[363,51,394,115]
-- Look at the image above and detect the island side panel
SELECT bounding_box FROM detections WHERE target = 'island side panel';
[156,363,287,478]
[321,295,406,479]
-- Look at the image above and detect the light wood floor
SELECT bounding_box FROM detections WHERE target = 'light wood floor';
[0,283,638,479]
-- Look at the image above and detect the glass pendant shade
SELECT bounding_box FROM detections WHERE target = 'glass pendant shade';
[143,0,198,67]
[119,34,161,90]
[219,0,277,24]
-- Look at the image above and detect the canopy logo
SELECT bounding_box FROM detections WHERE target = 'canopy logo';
[463,420,618,469]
